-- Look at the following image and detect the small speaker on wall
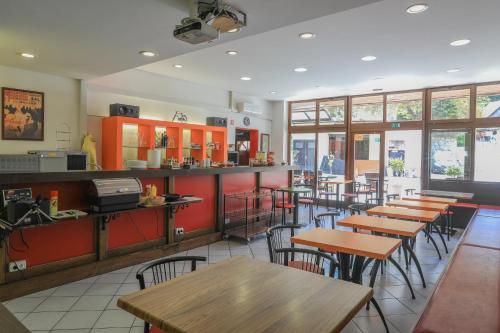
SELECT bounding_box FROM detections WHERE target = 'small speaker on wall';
[109,103,140,118]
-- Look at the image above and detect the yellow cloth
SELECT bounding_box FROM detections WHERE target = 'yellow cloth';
[82,134,98,170]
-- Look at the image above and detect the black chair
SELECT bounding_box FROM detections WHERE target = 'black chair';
[386,194,399,202]
[314,211,339,229]
[266,224,304,263]
[298,184,315,223]
[347,203,367,215]
[342,181,362,212]
[405,188,416,196]
[136,256,207,333]
[275,247,338,278]
[366,197,384,208]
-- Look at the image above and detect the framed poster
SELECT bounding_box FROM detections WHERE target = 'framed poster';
[260,133,270,152]
[2,87,44,141]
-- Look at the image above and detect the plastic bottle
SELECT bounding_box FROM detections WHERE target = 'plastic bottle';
[50,190,58,217]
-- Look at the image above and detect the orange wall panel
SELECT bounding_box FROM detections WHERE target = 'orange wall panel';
[174,175,216,232]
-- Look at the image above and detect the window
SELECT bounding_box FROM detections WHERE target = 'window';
[476,84,500,118]
[290,133,316,179]
[431,89,470,120]
[290,102,316,126]
[474,127,500,182]
[317,132,345,177]
[430,130,471,180]
[386,92,423,121]
[319,99,345,125]
[351,95,383,122]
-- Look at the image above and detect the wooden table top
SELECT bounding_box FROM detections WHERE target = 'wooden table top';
[320,179,353,185]
[0,303,29,333]
[387,199,449,212]
[117,256,373,333]
[337,215,425,237]
[367,206,440,222]
[291,228,401,260]
[403,195,458,204]
[418,190,474,200]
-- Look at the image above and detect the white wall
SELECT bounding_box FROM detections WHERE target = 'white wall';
[271,101,287,162]
[0,65,81,154]
[85,69,278,162]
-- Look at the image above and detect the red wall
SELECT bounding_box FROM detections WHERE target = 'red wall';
[261,171,290,208]
[108,177,165,249]
[174,175,216,232]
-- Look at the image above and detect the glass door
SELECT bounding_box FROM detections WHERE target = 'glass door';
[352,132,383,201]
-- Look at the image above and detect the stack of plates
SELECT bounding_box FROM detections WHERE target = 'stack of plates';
[126,160,147,170]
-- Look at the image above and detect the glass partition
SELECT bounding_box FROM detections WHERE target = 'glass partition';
[476,84,500,119]
[431,89,470,120]
[290,133,316,184]
[474,127,500,182]
[351,95,383,122]
[430,130,471,180]
[290,101,316,126]
[386,91,423,121]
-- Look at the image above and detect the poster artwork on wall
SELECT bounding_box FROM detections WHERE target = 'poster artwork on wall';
[2,87,44,141]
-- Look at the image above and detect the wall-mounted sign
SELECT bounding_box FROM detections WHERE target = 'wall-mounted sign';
[2,87,44,141]
[391,122,401,129]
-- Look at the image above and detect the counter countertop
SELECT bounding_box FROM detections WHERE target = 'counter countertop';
[0,165,295,184]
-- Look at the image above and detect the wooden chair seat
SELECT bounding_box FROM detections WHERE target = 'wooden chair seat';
[342,193,358,198]
[288,260,324,274]
[299,198,314,204]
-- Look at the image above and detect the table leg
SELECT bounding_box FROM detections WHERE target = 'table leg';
[431,222,448,254]
[351,255,366,284]
[335,184,340,210]
[422,227,442,260]
[293,193,299,225]
[387,255,415,299]
[402,237,426,288]
[338,253,351,281]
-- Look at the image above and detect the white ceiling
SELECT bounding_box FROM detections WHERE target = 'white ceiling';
[0,0,379,79]
[140,0,500,100]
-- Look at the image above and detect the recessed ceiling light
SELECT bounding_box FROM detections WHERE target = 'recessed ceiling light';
[294,67,308,72]
[299,32,316,39]
[450,39,471,46]
[446,68,461,73]
[226,50,238,56]
[270,91,277,94]
[139,51,157,57]
[406,3,429,14]
[361,55,377,62]
[173,64,183,68]
[19,52,35,58]
[227,28,240,33]
[240,76,252,81]
[373,88,383,92]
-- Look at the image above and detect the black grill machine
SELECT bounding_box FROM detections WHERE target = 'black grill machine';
[89,178,142,213]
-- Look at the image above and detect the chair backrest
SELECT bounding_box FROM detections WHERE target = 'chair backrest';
[386,194,399,202]
[266,224,303,263]
[314,212,339,229]
[348,203,367,215]
[275,247,337,278]
[136,256,207,289]
[366,197,384,208]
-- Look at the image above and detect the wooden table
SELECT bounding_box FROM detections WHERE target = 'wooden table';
[0,303,29,333]
[319,179,353,210]
[277,186,312,224]
[291,228,400,332]
[418,189,474,200]
[118,256,372,333]
[387,199,449,213]
[367,206,447,258]
[337,215,427,287]
[403,195,457,204]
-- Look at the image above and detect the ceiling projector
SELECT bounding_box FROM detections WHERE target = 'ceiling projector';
[174,0,246,44]
[174,17,219,44]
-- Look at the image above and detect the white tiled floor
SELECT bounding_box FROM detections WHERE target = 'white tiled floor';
[2,207,461,333]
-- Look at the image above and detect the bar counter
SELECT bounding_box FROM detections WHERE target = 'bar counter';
[0,165,294,301]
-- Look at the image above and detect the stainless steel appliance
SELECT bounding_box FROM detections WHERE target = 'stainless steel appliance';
[0,155,39,173]
[28,151,67,172]
[88,178,142,213]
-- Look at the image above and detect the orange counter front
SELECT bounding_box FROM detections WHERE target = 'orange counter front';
[0,166,293,301]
